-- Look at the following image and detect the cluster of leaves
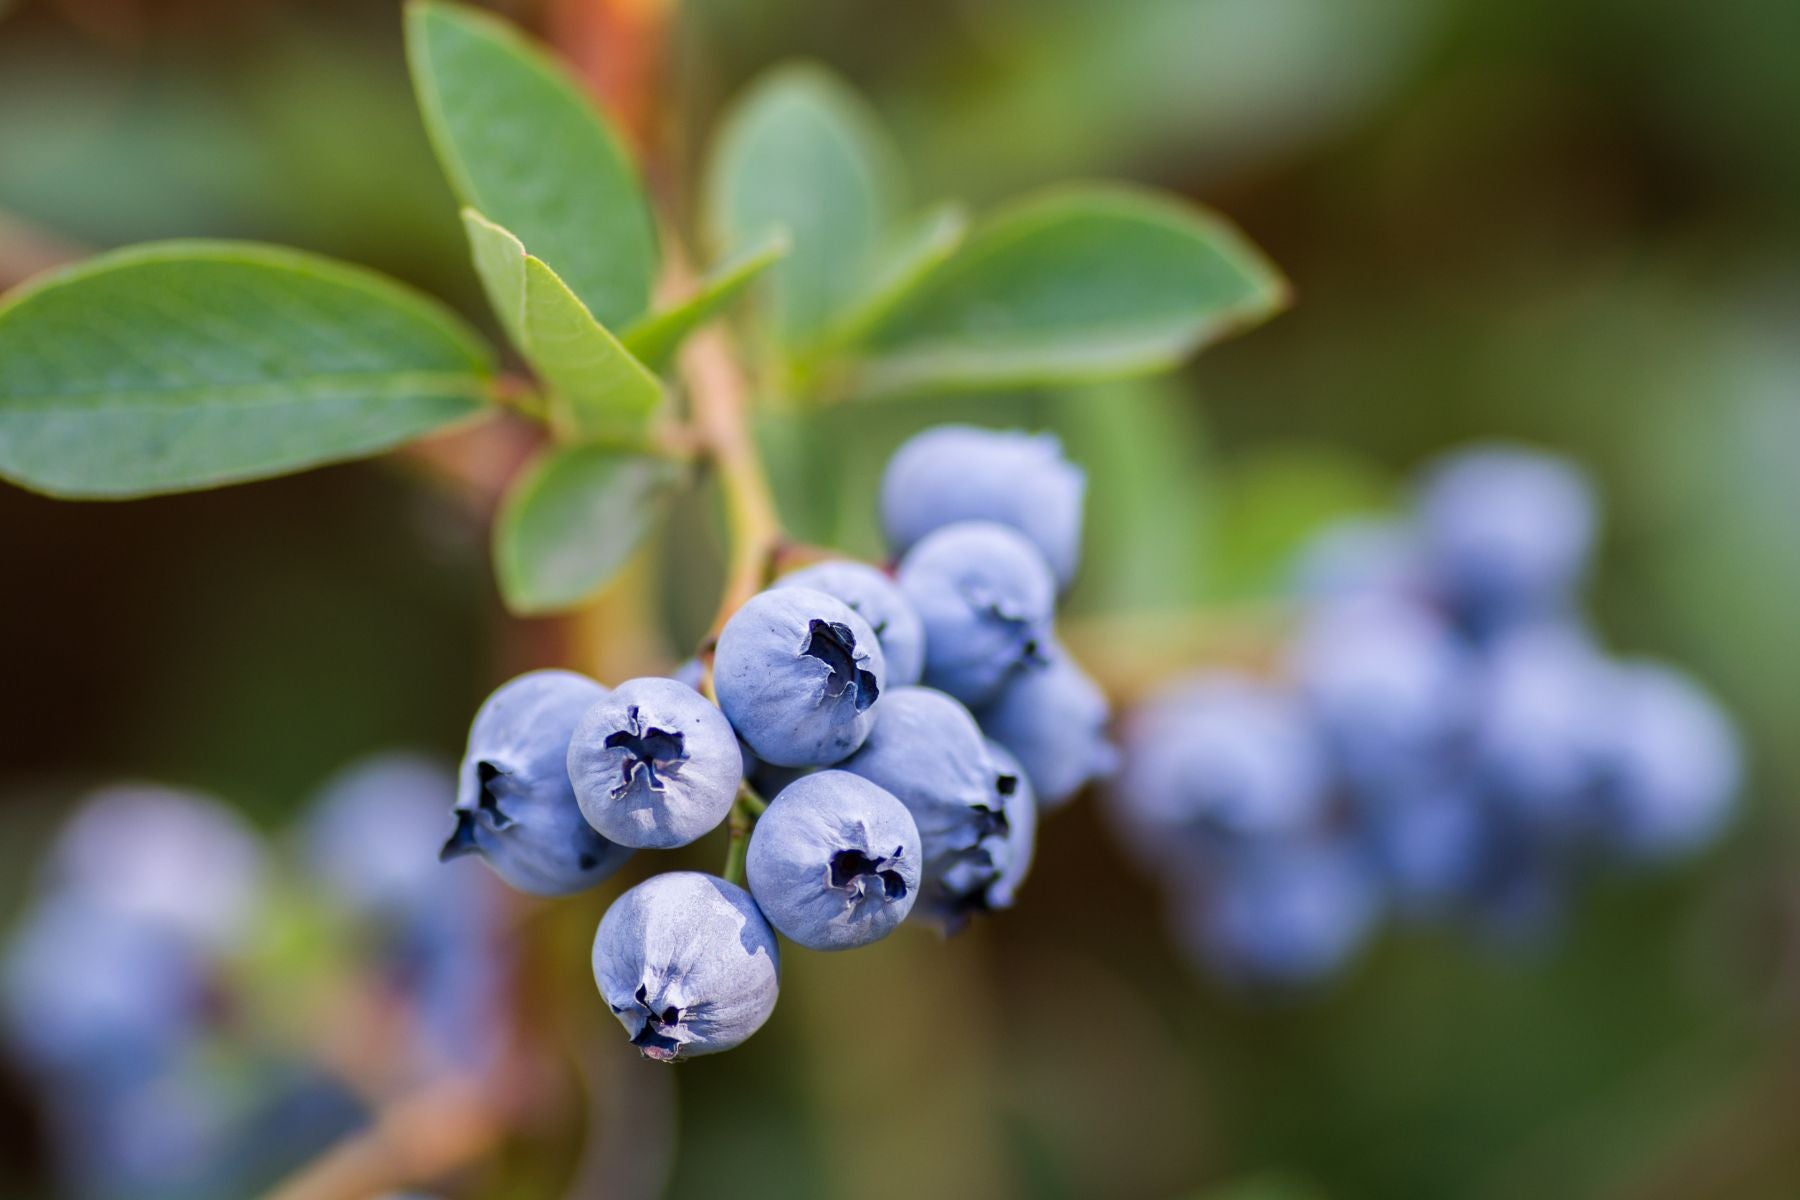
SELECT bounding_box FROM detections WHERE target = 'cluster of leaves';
[0,1,1284,616]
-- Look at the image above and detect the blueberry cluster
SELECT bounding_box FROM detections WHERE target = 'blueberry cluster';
[1,763,498,1199]
[1109,444,1744,989]
[447,425,1114,1061]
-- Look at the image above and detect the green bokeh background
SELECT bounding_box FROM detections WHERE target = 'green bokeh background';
[2,0,1797,1196]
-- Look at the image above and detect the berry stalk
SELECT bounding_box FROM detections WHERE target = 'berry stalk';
[680,321,784,643]
[720,783,769,886]
[262,1075,504,1200]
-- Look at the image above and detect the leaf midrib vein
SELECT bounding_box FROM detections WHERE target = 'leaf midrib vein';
[0,370,489,414]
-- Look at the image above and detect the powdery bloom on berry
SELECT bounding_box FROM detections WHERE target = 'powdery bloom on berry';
[592,873,780,1061]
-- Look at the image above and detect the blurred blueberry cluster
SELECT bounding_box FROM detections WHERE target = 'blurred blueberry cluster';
[1,759,503,1200]
[448,425,1115,1061]
[1109,445,1744,990]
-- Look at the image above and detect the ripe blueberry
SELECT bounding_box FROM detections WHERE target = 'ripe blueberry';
[2,895,203,1081]
[305,754,470,916]
[714,587,887,767]
[1417,444,1597,633]
[304,754,508,1076]
[746,770,921,950]
[838,687,1009,922]
[1463,829,1567,946]
[444,670,632,895]
[776,559,926,687]
[973,739,1038,914]
[880,425,1086,587]
[1361,773,1495,921]
[1472,622,1612,837]
[568,677,743,849]
[1179,839,1381,989]
[974,646,1115,809]
[44,785,266,954]
[592,872,780,1061]
[898,521,1057,707]
[1288,596,1471,788]
[1110,673,1325,870]
[1592,661,1741,862]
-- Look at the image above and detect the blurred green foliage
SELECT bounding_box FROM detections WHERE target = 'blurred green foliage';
[3,0,1798,1197]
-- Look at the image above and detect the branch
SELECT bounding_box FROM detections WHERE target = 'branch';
[0,209,88,290]
[261,1075,506,1200]
[680,321,784,641]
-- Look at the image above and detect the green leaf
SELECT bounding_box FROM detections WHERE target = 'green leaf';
[825,201,969,350]
[703,62,902,348]
[0,241,493,499]
[494,444,679,614]
[407,0,657,330]
[622,231,791,369]
[858,184,1287,395]
[462,210,662,441]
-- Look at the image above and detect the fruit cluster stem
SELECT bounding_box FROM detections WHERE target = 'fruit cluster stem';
[680,322,784,643]
[720,783,768,885]
[261,1075,503,1200]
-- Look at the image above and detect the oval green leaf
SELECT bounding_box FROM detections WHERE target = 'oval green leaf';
[494,444,680,614]
[0,241,494,499]
[407,0,658,330]
[702,62,902,349]
[463,210,662,441]
[858,184,1288,395]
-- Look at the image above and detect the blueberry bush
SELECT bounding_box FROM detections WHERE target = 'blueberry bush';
[0,0,1775,1196]
[0,0,1279,1117]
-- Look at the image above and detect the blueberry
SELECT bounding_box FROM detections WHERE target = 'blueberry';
[1361,773,1494,920]
[444,669,632,895]
[304,754,509,1074]
[592,872,780,1061]
[304,753,470,915]
[48,1067,255,1200]
[1289,515,1421,603]
[893,739,1040,931]
[881,425,1086,587]
[974,739,1038,913]
[568,677,743,849]
[1463,831,1568,947]
[1177,839,1381,989]
[1591,661,1741,862]
[44,785,266,954]
[714,587,887,767]
[898,521,1057,706]
[911,740,1037,930]
[1472,622,1613,838]
[974,645,1116,809]
[1288,596,1472,787]
[776,559,926,687]
[745,770,921,950]
[2,896,202,1081]
[1417,443,1597,632]
[1110,673,1326,871]
[838,687,1010,923]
